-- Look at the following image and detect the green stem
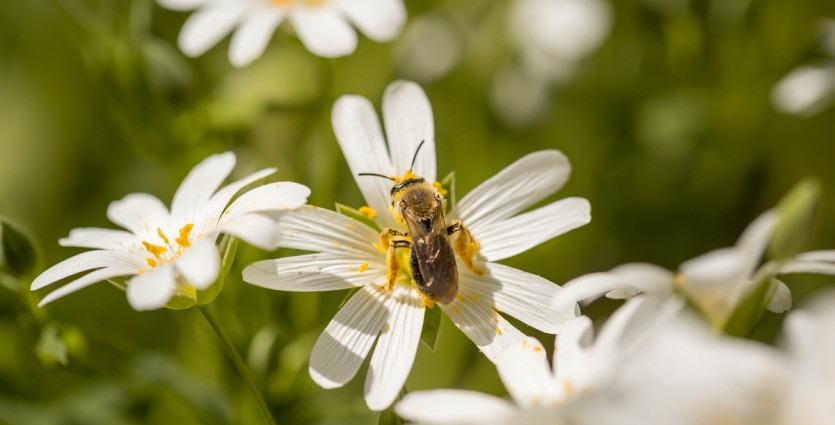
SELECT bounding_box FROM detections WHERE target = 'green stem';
[199,305,278,425]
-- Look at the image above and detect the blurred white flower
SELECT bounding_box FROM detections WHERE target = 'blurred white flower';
[771,20,835,116]
[557,210,792,328]
[395,298,658,425]
[243,80,591,410]
[158,0,406,66]
[31,152,310,311]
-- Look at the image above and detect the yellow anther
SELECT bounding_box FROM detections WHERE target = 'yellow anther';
[372,243,386,254]
[142,241,167,257]
[453,306,461,313]
[358,206,377,219]
[175,224,193,248]
[146,258,158,268]
[156,228,169,244]
[358,262,369,273]
[386,325,392,333]
[456,293,465,301]
[533,345,543,352]
[433,181,447,197]
[495,327,502,335]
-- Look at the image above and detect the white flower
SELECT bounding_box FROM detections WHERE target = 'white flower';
[31,152,310,311]
[158,0,407,66]
[243,80,591,410]
[395,297,656,425]
[557,210,795,328]
[771,20,835,116]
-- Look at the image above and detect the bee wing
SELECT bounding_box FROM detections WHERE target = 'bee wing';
[404,200,458,304]
[401,197,447,240]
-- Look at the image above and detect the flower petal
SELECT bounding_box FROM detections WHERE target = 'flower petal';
[395,390,516,425]
[382,80,436,181]
[734,210,778,277]
[216,214,280,250]
[177,4,249,57]
[31,250,145,290]
[332,95,396,225]
[59,228,140,251]
[767,278,792,313]
[222,181,310,219]
[198,168,276,235]
[228,8,286,67]
[309,284,389,388]
[290,6,357,58]
[38,266,137,307]
[440,284,527,363]
[126,266,177,311]
[474,197,590,261]
[496,336,559,408]
[174,238,220,290]
[243,253,385,292]
[556,263,674,308]
[796,250,835,262]
[455,150,572,228]
[462,263,575,334]
[107,193,170,236]
[272,206,381,256]
[157,0,207,11]
[364,285,425,410]
[337,0,406,42]
[170,152,236,226]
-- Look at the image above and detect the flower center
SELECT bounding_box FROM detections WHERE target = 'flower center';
[142,224,194,269]
[270,0,326,8]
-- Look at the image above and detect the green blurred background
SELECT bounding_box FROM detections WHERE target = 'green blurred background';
[2,0,835,423]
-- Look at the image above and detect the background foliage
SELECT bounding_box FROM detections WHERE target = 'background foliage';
[1,0,834,423]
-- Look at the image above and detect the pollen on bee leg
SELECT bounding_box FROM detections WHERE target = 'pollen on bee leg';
[385,246,399,291]
[421,296,435,308]
[453,223,485,275]
[433,181,447,197]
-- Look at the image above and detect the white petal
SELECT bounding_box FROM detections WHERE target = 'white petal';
[455,150,572,229]
[496,336,559,408]
[178,4,249,57]
[290,6,358,58]
[309,285,389,388]
[556,263,674,308]
[440,285,527,363]
[272,206,381,256]
[38,266,137,307]
[552,316,593,385]
[734,210,778,277]
[59,228,140,251]
[680,247,747,283]
[229,9,285,67]
[171,152,236,225]
[767,278,792,313]
[174,238,220,290]
[796,250,835,262]
[475,197,590,262]
[364,285,424,410]
[157,0,207,11]
[107,193,170,236]
[462,263,575,334]
[382,80,436,181]
[32,250,145,291]
[396,390,517,425]
[198,167,276,235]
[216,214,279,250]
[243,253,385,292]
[771,65,835,116]
[337,0,406,42]
[331,95,396,226]
[780,260,835,275]
[592,297,652,359]
[222,182,310,219]
[126,266,177,311]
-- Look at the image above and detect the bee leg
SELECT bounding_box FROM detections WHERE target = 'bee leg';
[447,220,485,276]
[380,228,411,291]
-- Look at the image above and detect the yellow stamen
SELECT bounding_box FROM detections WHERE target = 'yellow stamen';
[495,327,503,335]
[156,227,169,244]
[433,181,447,197]
[146,258,158,268]
[372,243,386,254]
[533,345,543,352]
[358,206,377,219]
[142,241,167,257]
[175,224,193,248]
[358,262,369,273]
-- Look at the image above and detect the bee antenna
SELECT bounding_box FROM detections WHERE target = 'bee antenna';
[409,140,426,171]
[358,172,396,181]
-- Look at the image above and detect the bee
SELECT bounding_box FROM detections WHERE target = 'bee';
[359,141,482,306]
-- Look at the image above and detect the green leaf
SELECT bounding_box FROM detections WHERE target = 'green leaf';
[378,388,407,425]
[335,203,380,232]
[196,236,238,306]
[36,323,68,366]
[723,269,775,337]
[0,216,38,278]
[769,178,820,260]
[438,171,456,213]
[420,304,442,351]
[165,293,197,310]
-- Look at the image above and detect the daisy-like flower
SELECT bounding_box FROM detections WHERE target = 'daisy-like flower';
[158,0,407,66]
[771,19,835,117]
[556,210,797,329]
[395,297,657,425]
[243,81,591,410]
[31,152,310,311]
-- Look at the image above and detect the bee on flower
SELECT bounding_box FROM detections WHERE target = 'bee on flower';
[243,80,592,410]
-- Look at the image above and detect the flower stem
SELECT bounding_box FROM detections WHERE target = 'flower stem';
[199,305,278,425]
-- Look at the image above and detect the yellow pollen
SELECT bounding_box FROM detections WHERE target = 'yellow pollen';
[495,327,502,335]
[333,241,341,248]
[146,258,158,268]
[175,224,193,248]
[156,227,169,244]
[522,339,529,347]
[358,262,369,273]
[433,181,447,197]
[386,325,392,332]
[358,206,377,219]
[142,241,167,257]
[453,306,462,314]
[472,293,480,301]
[534,346,543,352]
[393,169,419,185]
[421,297,435,308]
[456,293,465,301]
